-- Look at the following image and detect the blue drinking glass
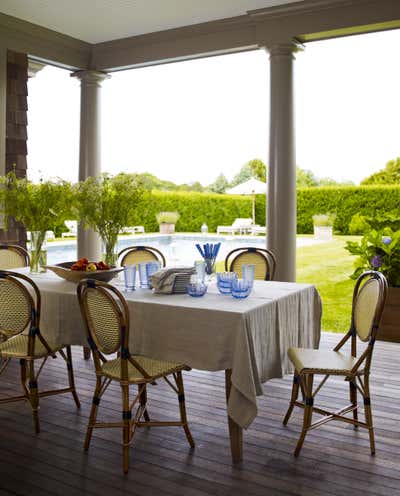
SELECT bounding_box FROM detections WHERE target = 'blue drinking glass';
[216,272,238,295]
[242,263,255,289]
[123,265,136,291]
[231,279,252,299]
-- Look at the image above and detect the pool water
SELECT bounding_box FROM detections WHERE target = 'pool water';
[46,234,268,266]
[46,234,318,266]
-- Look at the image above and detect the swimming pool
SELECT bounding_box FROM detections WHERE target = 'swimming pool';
[46,234,318,265]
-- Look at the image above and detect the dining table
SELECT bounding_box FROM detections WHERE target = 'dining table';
[16,268,322,463]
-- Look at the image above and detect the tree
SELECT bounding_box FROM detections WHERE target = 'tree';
[231,158,267,186]
[361,157,400,185]
[296,167,318,187]
[209,173,229,194]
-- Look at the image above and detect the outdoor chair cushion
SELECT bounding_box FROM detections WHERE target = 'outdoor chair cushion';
[288,347,361,375]
[101,355,188,382]
[0,335,61,358]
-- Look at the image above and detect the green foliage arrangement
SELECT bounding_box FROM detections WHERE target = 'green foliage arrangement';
[345,229,400,287]
[156,211,180,224]
[75,173,146,264]
[0,171,75,232]
[312,213,336,227]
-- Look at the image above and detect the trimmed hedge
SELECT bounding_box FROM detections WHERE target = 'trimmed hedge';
[297,186,400,234]
[130,191,252,233]
[129,186,400,235]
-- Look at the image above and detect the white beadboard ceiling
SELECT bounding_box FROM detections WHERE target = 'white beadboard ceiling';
[0,0,300,43]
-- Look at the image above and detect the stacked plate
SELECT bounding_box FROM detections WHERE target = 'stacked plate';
[172,273,193,294]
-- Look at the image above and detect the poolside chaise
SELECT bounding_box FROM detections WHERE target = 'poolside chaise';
[217,218,253,235]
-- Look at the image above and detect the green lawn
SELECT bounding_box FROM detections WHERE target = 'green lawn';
[297,236,360,333]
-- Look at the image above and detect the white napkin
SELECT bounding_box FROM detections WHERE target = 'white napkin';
[150,267,196,294]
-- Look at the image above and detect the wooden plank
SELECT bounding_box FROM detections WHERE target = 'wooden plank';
[0,334,399,496]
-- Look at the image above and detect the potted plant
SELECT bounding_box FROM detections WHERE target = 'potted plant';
[156,211,180,234]
[0,171,75,272]
[312,213,336,241]
[345,229,400,342]
[75,173,146,266]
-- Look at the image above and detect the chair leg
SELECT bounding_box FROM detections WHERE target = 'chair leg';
[349,379,358,428]
[175,371,195,448]
[84,377,102,450]
[283,372,300,425]
[294,374,314,457]
[19,359,29,398]
[83,347,91,360]
[121,383,130,474]
[139,384,150,421]
[27,360,40,434]
[66,346,81,409]
[363,374,375,455]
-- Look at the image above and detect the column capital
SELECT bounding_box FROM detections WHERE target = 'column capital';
[71,70,110,86]
[268,42,303,59]
[28,59,46,78]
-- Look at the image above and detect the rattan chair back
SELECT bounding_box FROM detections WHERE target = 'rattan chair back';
[0,244,29,269]
[118,245,166,267]
[77,279,128,355]
[350,271,387,345]
[225,247,276,280]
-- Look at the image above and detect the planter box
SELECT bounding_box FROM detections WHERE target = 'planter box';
[378,286,400,343]
[313,225,333,241]
[159,223,175,234]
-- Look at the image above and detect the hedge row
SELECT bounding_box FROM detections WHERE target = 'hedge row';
[130,191,252,233]
[130,186,400,235]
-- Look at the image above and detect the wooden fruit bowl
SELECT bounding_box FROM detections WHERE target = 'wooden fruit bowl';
[44,262,123,283]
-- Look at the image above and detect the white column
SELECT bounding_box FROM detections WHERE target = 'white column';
[0,45,6,176]
[71,70,110,261]
[267,43,297,282]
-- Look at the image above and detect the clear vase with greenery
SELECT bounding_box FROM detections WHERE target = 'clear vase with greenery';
[76,173,147,266]
[0,172,75,273]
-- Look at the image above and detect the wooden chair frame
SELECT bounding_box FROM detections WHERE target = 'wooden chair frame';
[118,245,166,267]
[224,247,276,280]
[0,244,30,268]
[283,271,388,456]
[0,270,80,433]
[77,278,194,473]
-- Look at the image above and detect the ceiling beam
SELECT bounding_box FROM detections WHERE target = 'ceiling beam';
[0,13,91,70]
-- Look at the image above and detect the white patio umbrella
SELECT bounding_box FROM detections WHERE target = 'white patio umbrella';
[226,178,266,224]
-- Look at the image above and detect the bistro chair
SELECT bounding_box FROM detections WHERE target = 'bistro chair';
[118,245,166,267]
[0,270,80,433]
[225,247,276,280]
[0,244,29,269]
[77,279,194,473]
[283,270,387,456]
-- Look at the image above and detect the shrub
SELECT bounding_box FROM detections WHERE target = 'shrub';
[129,191,253,232]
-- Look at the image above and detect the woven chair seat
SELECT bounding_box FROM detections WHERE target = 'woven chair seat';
[0,334,61,358]
[101,356,189,382]
[288,347,362,375]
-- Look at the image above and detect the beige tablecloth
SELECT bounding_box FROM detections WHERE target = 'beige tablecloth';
[20,270,321,429]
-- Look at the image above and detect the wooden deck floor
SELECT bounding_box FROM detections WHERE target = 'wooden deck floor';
[0,333,399,496]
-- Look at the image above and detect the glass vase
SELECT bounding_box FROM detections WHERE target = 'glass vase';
[30,231,47,273]
[102,237,118,266]
[204,257,216,282]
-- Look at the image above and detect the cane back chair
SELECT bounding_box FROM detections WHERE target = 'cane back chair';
[283,270,387,456]
[77,278,194,473]
[225,247,276,281]
[0,244,29,269]
[0,271,80,433]
[118,245,166,267]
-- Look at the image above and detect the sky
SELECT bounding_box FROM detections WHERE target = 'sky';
[27,29,400,186]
